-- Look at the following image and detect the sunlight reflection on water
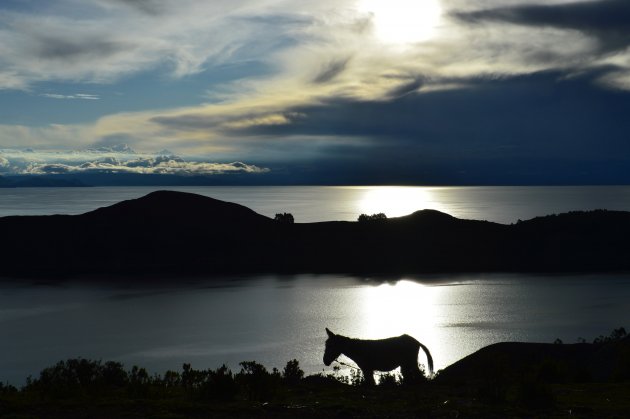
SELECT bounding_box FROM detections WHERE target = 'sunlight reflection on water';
[1,274,629,385]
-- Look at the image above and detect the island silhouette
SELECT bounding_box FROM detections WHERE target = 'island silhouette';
[3,190,630,276]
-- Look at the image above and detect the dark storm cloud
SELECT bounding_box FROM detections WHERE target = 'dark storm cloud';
[312,58,350,84]
[455,0,630,52]
[386,77,424,99]
[226,70,630,184]
[36,37,130,61]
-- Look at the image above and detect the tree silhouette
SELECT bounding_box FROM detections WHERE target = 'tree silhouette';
[274,212,295,224]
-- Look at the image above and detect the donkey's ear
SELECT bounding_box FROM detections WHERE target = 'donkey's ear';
[326,328,335,337]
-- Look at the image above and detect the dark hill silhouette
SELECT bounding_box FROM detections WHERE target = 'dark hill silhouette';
[436,335,630,384]
[2,191,630,276]
[82,190,272,226]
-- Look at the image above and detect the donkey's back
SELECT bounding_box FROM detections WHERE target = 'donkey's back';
[355,334,421,371]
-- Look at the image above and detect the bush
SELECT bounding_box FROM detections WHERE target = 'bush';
[29,358,129,398]
[0,382,17,394]
[282,359,304,386]
[593,327,627,344]
[128,365,151,398]
[274,213,295,224]
[201,365,238,401]
[378,371,401,388]
[236,361,280,401]
[357,213,387,223]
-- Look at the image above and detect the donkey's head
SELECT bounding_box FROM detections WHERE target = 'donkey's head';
[323,328,343,366]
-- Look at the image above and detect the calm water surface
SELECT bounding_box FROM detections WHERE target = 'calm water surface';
[2,185,630,223]
[1,274,629,385]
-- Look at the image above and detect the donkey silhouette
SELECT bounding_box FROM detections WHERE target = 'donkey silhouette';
[323,328,434,385]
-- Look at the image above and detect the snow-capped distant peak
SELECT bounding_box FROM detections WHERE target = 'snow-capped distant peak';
[155,148,175,156]
[89,144,137,154]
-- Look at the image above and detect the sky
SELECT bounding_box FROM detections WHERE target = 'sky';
[0,0,629,185]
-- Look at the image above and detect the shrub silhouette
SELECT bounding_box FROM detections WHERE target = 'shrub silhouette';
[0,382,17,394]
[21,358,309,402]
[29,358,129,398]
[236,361,280,401]
[201,365,238,401]
[593,327,627,344]
[274,212,294,224]
[378,371,401,388]
[102,361,128,387]
[128,365,150,398]
[162,370,181,388]
[282,359,304,385]
[357,213,387,223]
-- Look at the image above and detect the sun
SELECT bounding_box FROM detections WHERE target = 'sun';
[358,0,442,45]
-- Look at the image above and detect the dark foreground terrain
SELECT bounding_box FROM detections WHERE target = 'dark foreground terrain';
[1,331,628,418]
[3,190,630,277]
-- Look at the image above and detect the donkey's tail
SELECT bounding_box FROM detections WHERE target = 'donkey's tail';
[418,342,434,376]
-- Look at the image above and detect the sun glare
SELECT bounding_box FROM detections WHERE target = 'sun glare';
[357,186,443,218]
[358,0,442,44]
[358,280,439,338]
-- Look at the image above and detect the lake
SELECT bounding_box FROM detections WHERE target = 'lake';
[2,185,630,223]
[1,274,629,385]
[1,185,630,385]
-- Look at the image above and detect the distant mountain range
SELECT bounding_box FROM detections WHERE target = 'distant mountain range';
[0,172,276,187]
[3,190,630,277]
[0,176,88,188]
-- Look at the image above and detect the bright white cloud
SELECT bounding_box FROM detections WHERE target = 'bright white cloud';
[0,148,268,176]
[41,93,100,100]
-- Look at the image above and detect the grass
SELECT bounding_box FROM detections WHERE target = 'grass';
[2,329,627,418]
[1,357,630,418]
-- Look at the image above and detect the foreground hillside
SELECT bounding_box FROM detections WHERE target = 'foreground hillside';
[1,331,628,418]
[2,190,630,276]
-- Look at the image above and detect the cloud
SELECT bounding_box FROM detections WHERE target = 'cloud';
[452,0,630,88]
[25,158,267,176]
[0,124,92,149]
[106,0,165,15]
[151,110,304,132]
[0,148,268,176]
[41,93,100,100]
[35,37,131,62]
[312,57,351,84]
[0,0,359,90]
[454,0,630,52]
[386,77,425,99]
[1,0,629,96]
[1,0,630,186]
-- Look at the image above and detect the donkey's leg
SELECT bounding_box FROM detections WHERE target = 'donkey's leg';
[401,363,422,385]
[360,368,376,386]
